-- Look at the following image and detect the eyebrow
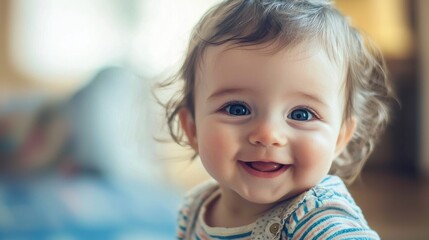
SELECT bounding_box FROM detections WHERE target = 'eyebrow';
[294,92,329,107]
[207,88,252,101]
[207,88,329,107]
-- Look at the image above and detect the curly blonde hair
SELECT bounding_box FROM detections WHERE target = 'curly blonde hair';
[157,0,395,183]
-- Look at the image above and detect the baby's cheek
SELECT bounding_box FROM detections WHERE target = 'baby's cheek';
[293,133,336,181]
[197,123,237,171]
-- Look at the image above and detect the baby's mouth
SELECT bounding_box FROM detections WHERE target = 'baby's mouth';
[245,161,285,172]
[239,160,289,178]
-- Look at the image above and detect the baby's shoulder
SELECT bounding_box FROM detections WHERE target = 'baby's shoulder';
[177,180,219,239]
[291,175,363,223]
[309,175,356,206]
[281,175,379,239]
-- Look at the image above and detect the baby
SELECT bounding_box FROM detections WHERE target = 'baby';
[160,0,394,239]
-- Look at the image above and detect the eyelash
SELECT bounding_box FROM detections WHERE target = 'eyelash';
[219,101,251,116]
[218,102,322,120]
[288,106,322,121]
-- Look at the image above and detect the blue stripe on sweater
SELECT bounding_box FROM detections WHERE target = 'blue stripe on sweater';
[293,205,358,235]
[300,215,356,239]
[208,231,252,239]
[326,228,372,240]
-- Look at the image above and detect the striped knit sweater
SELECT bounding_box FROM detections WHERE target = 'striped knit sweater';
[177,175,379,240]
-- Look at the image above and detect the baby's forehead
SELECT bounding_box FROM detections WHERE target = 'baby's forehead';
[197,41,342,79]
[196,41,346,93]
[198,41,344,76]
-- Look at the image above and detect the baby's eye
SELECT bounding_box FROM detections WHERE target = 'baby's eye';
[288,108,315,121]
[223,102,251,116]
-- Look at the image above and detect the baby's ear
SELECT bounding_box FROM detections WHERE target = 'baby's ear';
[178,107,198,150]
[335,117,357,156]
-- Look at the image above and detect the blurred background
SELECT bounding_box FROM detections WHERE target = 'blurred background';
[0,0,428,239]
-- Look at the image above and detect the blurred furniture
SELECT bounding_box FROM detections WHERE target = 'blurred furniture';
[0,175,178,239]
[0,67,179,239]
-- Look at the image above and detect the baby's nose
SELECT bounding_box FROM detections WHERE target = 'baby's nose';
[248,118,287,147]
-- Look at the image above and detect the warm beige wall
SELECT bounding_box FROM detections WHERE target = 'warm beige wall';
[0,0,40,94]
[0,1,28,87]
[336,0,413,59]
[0,0,78,97]
[0,0,12,82]
[418,0,429,178]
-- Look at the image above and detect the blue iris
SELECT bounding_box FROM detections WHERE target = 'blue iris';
[289,108,313,121]
[225,103,250,116]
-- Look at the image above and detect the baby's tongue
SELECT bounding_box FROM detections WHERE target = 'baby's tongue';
[248,162,283,172]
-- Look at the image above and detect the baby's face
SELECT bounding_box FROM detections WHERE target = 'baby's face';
[183,43,354,204]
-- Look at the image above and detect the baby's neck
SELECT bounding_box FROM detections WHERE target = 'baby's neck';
[204,186,277,228]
